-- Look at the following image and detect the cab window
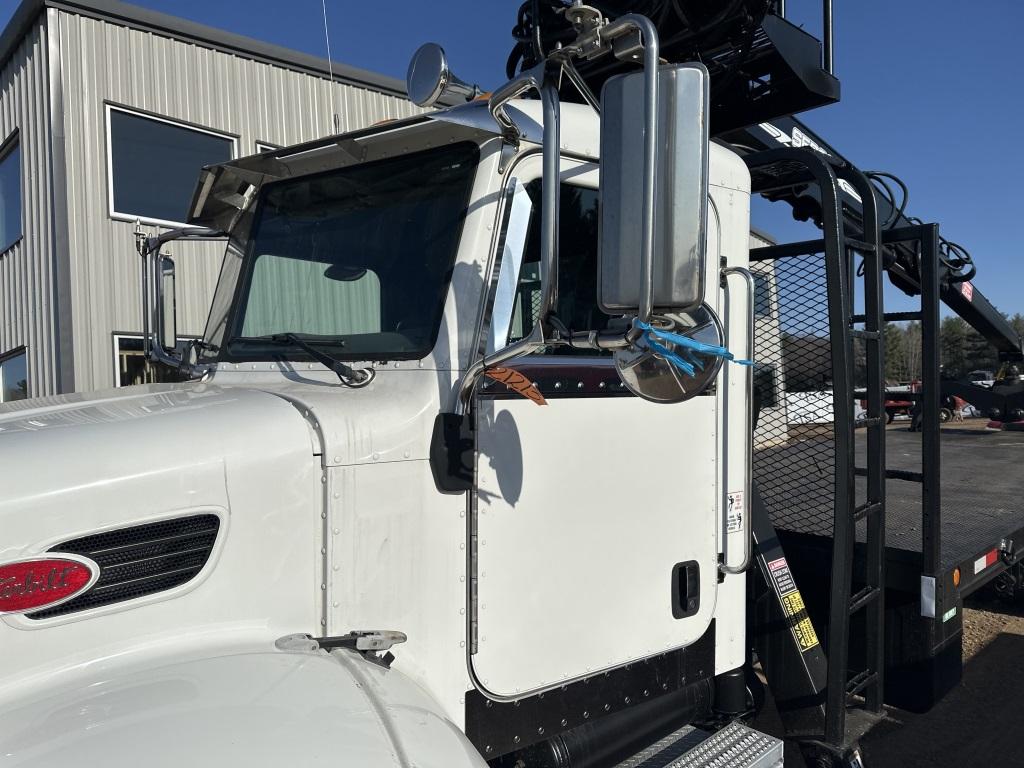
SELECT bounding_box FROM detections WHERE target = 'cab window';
[506,181,610,352]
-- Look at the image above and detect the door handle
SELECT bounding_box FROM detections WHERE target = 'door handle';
[672,560,700,619]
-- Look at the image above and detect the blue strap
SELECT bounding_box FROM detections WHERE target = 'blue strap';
[646,337,698,377]
[637,320,753,376]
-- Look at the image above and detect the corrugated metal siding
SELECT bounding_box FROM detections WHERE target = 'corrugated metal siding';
[56,10,420,390]
[0,19,57,398]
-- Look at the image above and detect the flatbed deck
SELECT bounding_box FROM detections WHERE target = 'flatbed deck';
[755,422,1024,592]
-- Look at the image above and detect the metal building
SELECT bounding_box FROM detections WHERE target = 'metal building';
[749,228,790,446]
[0,0,420,400]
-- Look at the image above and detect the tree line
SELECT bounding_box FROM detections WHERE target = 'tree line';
[776,313,1024,392]
[883,314,1024,381]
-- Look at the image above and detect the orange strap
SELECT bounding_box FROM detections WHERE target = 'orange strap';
[484,367,547,406]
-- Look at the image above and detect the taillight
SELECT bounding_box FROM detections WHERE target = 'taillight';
[0,556,98,614]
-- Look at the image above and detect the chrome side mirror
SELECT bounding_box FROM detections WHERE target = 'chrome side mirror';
[158,256,177,354]
[135,225,224,376]
[406,43,480,108]
[598,63,710,319]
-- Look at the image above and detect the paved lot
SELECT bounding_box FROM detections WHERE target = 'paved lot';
[756,418,1024,571]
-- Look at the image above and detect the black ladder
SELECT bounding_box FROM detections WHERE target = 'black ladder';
[826,166,887,744]
[744,149,887,757]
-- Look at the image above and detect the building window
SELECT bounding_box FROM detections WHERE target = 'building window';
[107,106,235,226]
[0,348,28,402]
[0,137,21,252]
[113,334,193,387]
[255,141,280,153]
[754,273,773,318]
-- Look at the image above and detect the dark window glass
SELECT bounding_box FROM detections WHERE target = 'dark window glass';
[509,181,606,352]
[224,142,478,362]
[115,336,191,387]
[0,142,21,251]
[754,362,778,408]
[754,273,772,317]
[0,350,27,402]
[109,109,233,224]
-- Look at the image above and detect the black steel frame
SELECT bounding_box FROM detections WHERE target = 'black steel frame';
[879,225,943,584]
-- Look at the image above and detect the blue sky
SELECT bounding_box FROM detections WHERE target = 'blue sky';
[3,0,1022,317]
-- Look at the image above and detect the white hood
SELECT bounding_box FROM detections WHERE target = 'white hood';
[0,383,324,702]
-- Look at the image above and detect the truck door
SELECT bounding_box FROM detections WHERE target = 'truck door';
[470,158,722,698]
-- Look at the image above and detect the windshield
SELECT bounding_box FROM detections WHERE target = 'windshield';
[213,142,479,362]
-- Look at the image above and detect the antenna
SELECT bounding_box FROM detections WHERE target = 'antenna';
[320,0,340,134]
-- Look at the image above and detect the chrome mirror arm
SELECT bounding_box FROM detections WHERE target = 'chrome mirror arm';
[599,14,660,330]
[487,62,545,145]
[457,14,664,412]
[457,72,562,413]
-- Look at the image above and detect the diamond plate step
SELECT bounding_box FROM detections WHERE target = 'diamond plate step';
[614,721,783,768]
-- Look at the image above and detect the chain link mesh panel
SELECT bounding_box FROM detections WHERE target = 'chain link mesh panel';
[751,254,837,536]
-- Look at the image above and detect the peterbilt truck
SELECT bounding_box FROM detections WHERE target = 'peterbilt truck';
[9,1,1022,766]
[0,6,790,767]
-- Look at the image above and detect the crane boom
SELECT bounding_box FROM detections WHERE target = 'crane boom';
[721,116,1024,361]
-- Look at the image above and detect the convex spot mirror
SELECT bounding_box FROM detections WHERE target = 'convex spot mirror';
[598,63,710,316]
[406,43,480,108]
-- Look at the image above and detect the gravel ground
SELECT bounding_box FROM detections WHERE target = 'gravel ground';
[760,593,1024,767]
[857,596,1024,768]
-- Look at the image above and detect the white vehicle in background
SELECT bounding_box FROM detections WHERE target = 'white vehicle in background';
[967,370,995,388]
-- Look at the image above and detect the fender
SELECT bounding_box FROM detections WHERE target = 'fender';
[0,636,487,768]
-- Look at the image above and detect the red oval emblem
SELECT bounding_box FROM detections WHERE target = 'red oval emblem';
[0,557,98,615]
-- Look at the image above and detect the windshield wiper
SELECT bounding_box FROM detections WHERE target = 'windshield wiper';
[234,333,375,387]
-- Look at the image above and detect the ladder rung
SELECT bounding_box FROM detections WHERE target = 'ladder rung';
[849,586,881,615]
[853,310,921,323]
[846,670,879,697]
[853,502,883,522]
[886,468,923,482]
[845,238,877,252]
[850,329,880,341]
[854,467,923,482]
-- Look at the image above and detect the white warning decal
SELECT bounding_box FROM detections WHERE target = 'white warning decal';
[727,491,745,534]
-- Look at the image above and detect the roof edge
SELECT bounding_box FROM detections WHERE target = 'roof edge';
[0,0,45,70]
[1,0,409,97]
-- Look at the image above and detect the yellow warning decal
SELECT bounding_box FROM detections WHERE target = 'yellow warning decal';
[780,591,820,651]
[780,589,805,616]
[768,557,820,652]
[794,617,820,651]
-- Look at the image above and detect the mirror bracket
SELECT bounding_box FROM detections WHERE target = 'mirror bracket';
[497,141,518,174]
[611,29,644,62]
[487,63,545,146]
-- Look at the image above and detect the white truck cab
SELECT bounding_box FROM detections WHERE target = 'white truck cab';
[0,17,775,767]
